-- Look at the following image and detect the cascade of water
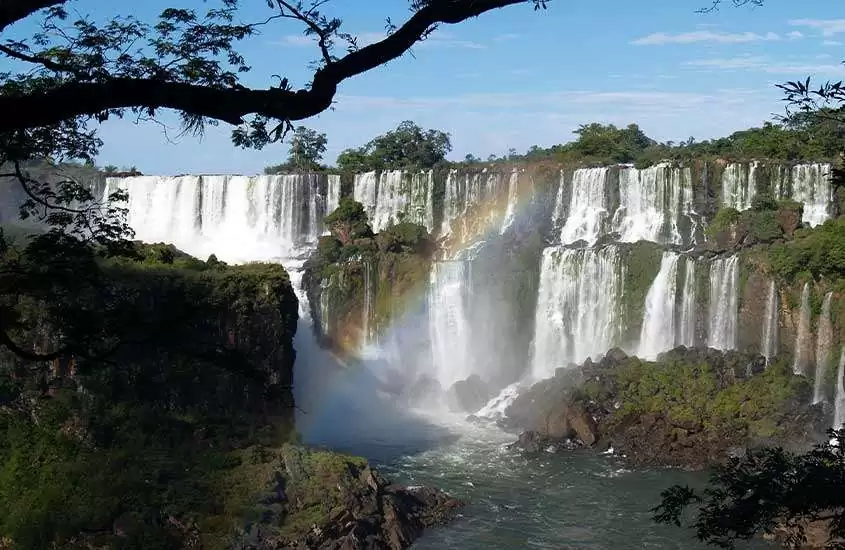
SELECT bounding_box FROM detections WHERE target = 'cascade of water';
[550,170,567,230]
[707,256,739,350]
[614,164,693,245]
[638,252,680,360]
[793,282,813,376]
[813,292,834,404]
[108,174,331,262]
[429,260,473,388]
[558,168,609,245]
[721,162,757,211]
[326,174,341,217]
[353,171,378,225]
[792,163,832,227]
[835,348,845,429]
[678,258,697,347]
[500,169,520,234]
[761,280,779,364]
[363,260,374,345]
[530,246,625,380]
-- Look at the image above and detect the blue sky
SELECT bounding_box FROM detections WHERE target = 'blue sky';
[8,0,845,173]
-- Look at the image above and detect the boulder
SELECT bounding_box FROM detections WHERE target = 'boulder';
[407,376,442,408]
[446,374,492,414]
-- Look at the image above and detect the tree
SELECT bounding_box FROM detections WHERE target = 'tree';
[337,121,452,171]
[288,126,327,170]
[265,126,327,173]
[0,0,549,143]
[324,198,372,244]
[653,429,845,549]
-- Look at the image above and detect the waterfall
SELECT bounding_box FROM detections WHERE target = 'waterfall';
[761,280,779,364]
[440,169,508,242]
[813,292,834,404]
[792,163,832,227]
[707,256,739,350]
[558,168,609,245]
[326,174,341,216]
[793,282,813,376]
[429,260,473,388]
[835,348,845,429]
[721,162,757,211]
[354,170,435,233]
[106,173,333,262]
[500,169,519,234]
[530,246,625,380]
[638,252,680,359]
[678,257,697,347]
[550,170,567,230]
[614,163,694,245]
[362,260,374,345]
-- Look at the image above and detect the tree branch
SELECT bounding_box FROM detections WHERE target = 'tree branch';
[0,0,66,32]
[0,0,536,132]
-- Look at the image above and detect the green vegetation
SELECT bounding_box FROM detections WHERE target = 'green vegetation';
[264,126,329,174]
[620,242,664,342]
[766,217,845,281]
[0,241,298,549]
[707,207,741,238]
[654,428,845,549]
[615,358,806,440]
[305,201,432,352]
[337,121,452,172]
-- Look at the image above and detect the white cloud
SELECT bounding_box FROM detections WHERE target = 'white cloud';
[789,19,845,37]
[493,33,520,42]
[787,31,804,40]
[632,30,780,45]
[685,55,845,75]
[275,35,315,47]
[824,40,844,46]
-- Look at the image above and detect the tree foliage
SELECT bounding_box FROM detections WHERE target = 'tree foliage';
[324,198,373,244]
[654,428,845,549]
[337,121,451,171]
[264,126,328,173]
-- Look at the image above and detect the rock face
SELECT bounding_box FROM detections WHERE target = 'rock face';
[506,346,827,470]
[238,445,462,550]
[446,374,492,414]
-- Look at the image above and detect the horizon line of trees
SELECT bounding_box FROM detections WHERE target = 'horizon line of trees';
[254,112,844,177]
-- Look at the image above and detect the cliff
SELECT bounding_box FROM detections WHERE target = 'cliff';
[0,242,301,548]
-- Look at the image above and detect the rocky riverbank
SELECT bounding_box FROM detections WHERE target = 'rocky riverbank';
[504,346,827,470]
[237,445,462,550]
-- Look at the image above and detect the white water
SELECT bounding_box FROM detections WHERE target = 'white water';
[678,258,697,347]
[761,280,779,364]
[721,162,757,211]
[326,174,341,217]
[440,169,509,242]
[614,164,694,245]
[638,252,680,360]
[813,292,834,404]
[835,348,845,429]
[363,260,374,345]
[429,260,474,388]
[105,174,334,261]
[706,256,739,350]
[793,282,813,376]
[530,246,625,379]
[500,169,520,234]
[558,168,609,245]
[353,170,435,233]
[792,163,832,227]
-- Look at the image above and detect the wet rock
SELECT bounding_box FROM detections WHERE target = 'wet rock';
[407,375,442,408]
[446,374,492,414]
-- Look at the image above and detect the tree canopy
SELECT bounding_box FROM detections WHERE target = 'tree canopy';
[337,121,452,172]
[264,126,328,173]
[653,429,845,549]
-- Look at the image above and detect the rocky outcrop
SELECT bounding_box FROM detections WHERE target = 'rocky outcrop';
[507,346,828,470]
[237,445,462,550]
[446,374,492,414]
